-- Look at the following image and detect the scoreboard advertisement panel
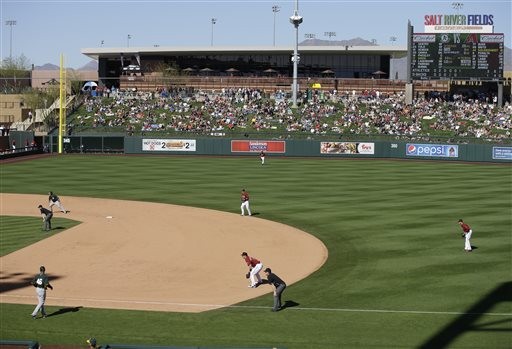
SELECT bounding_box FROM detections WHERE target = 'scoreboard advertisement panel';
[411,33,504,81]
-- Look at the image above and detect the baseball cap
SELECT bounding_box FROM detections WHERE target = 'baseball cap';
[87,338,97,346]
[264,268,271,273]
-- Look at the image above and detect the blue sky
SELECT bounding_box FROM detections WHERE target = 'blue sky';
[1,0,510,68]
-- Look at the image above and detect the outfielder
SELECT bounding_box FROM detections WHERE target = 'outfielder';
[48,191,67,213]
[259,151,266,165]
[458,219,473,252]
[30,265,53,319]
[241,252,263,287]
[240,189,251,216]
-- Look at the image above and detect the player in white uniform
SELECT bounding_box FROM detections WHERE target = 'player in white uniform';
[259,151,266,165]
[240,189,252,216]
[48,191,67,213]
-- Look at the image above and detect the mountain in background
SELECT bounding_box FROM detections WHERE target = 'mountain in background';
[78,60,98,71]
[34,63,59,70]
[33,60,98,71]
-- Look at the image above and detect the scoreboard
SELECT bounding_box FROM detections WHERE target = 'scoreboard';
[411,33,504,80]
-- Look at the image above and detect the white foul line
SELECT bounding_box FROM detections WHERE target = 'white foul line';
[2,294,510,317]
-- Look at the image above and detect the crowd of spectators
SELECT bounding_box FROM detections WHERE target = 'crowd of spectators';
[71,86,511,142]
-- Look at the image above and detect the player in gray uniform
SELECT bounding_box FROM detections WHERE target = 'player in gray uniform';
[38,205,53,231]
[30,265,53,319]
[48,191,67,213]
[264,267,286,312]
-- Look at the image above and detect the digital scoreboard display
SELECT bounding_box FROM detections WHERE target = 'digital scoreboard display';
[411,33,504,80]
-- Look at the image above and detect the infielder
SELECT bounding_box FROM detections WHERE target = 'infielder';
[458,219,473,252]
[240,189,252,216]
[30,265,53,319]
[241,252,263,287]
[38,205,53,231]
[48,191,67,213]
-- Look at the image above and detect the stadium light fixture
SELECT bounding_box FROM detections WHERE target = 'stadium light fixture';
[324,31,336,42]
[452,2,464,13]
[5,20,16,60]
[211,18,217,46]
[272,5,280,46]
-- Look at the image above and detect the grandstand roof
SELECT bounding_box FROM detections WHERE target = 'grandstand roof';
[81,45,408,60]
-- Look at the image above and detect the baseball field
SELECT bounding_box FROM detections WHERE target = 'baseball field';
[0,154,511,349]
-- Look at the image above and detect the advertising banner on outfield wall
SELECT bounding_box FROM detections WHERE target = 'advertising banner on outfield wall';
[492,147,512,160]
[320,142,375,155]
[231,140,285,153]
[142,139,196,152]
[406,143,458,158]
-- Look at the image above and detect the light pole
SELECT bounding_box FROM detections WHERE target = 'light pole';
[452,2,464,13]
[289,0,303,108]
[211,18,217,46]
[304,33,316,41]
[272,5,280,46]
[324,31,336,43]
[389,36,397,45]
[5,20,16,60]
[100,40,104,46]
[127,34,132,47]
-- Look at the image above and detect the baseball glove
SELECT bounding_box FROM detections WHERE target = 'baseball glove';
[245,272,250,279]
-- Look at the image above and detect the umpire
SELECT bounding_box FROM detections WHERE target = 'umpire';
[38,205,53,231]
[264,268,287,312]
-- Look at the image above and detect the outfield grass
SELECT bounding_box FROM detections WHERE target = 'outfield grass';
[0,155,511,348]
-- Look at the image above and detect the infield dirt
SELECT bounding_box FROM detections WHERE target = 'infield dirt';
[0,193,327,313]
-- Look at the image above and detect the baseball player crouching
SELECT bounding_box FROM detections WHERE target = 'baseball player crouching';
[241,252,263,287]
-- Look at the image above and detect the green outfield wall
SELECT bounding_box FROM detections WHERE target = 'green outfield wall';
[47,135,511,163]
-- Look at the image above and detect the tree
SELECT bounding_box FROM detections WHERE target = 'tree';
[23,86,60,110]
[0,54,31,92]
[67,69,85,95]
[1,54,31,70]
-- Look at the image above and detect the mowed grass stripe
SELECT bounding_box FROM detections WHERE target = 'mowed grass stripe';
[0,155,510,348]
[0,216,81,256]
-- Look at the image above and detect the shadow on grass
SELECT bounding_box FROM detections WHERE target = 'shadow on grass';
[419,281,512,349]
[49,226,67,230]
[47,306,83,318]
[282,300,300,309]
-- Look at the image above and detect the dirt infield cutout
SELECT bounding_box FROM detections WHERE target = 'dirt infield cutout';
[0,193,327,313]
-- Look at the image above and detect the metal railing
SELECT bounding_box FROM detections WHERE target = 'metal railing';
[118,76,449,93]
